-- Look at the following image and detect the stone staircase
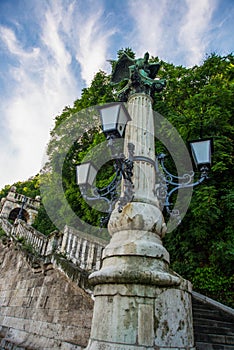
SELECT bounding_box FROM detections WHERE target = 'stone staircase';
[192,291,234,350]
[0,218,233,349]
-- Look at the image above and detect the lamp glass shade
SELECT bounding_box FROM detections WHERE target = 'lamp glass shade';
[189,139,212,169]
[76,162,97,187]
[98,103,131,138]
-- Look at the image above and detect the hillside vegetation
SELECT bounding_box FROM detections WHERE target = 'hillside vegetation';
[1,50,233,306]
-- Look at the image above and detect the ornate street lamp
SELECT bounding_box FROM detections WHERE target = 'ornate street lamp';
[76,107,213,225]
[83,52,214,350]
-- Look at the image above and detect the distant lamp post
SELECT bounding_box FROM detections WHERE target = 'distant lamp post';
[17,195,27,220]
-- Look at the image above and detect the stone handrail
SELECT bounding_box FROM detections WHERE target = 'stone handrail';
[8,192,40,208]
[0,217,107,273]
[192,291,234,316]
[12,219,48,256]
[60,226,107,271]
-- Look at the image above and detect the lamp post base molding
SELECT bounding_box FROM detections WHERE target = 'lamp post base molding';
[85,282,195,350]
[89,256,181,286]
[86,340,196,350]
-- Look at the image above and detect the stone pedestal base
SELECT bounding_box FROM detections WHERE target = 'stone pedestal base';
[85,281,195,350]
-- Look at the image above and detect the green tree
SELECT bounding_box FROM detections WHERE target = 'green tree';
[1,51,233,306]
[158,54,234,306]
[0,175,40,199]
[40,70,116,240]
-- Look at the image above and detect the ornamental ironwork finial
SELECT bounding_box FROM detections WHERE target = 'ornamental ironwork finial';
[111,52,166,100]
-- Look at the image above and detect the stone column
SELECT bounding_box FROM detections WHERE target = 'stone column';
[85,93,195,349]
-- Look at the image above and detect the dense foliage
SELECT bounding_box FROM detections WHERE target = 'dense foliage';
[153,53,234,306]
[0,49,233,306]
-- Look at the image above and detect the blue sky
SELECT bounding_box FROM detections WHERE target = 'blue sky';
[0,0,233,190]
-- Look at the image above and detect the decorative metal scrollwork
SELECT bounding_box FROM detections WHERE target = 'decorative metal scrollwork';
[118,143,135,212]
[79,142,135,226]
[155,153,209,223]
[79,147,209,227]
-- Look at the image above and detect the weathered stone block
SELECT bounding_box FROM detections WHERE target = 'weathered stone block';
[0,242,93,349]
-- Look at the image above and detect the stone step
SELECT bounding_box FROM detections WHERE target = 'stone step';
[195,332,234,345]
[193,302,220,309]
[193,320,234,334]
[193,305,222,313]
[194,328,234,339]
[0,339,26,350]
[193,306,232,314]
[192,292,234,349]
[196,342,234,350]
[193,308,232,321]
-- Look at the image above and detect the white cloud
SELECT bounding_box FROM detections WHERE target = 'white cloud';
[0,0,117,189]
[178,0,217,66]
[0,0,118,188]
[0,1,79,189]
[0,25,40,60]
[127,0,190,65]
[127,0,218,66]
[127,0,168,57]
[73,2,117,85]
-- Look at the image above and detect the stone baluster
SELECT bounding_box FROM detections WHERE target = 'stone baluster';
[75,237,82,262]
[94,246,103,271]
[91,245,98,270]
[86,243,95,271]
[80,240,87,270]
[71,235,78,262]
[60,226,69,254]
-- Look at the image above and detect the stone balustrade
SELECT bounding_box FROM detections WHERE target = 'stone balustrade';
[0,216,107,273]
[13,192,40,208]
[12,219,49,256]
[60,226,106,271]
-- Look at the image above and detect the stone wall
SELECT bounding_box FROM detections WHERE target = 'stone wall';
[0,240,93,350]
[0,216,108,349]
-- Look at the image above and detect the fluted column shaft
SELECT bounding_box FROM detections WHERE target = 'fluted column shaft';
[124,93,158,205]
